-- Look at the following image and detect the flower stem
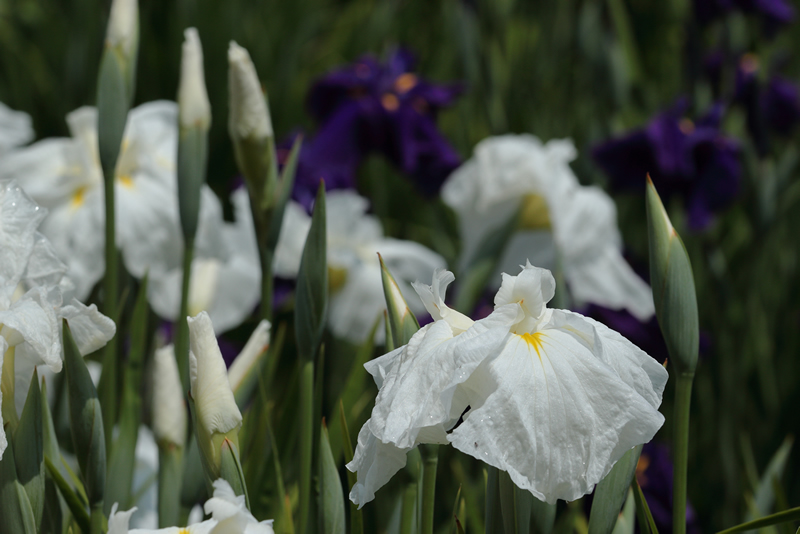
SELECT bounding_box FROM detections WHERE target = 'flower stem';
[100,172,118,453]
[157,446,184,527]
[298,359,314,534]
[672,372,694,534]
[175,237,194,394]
[420,444,439,534]
[260,247,273,324]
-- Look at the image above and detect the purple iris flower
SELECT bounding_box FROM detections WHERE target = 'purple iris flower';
[637,442,701,534]
[734,55,800,153]
[304,49,462,196]
[592,99,741,230]
[694,0,795,30]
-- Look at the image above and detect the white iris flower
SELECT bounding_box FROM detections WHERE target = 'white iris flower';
[147,187,261,335]
[108,479,274,533]
[0,102,181,299]
[274,190,445,343]
[347,262,667,506]
[0,181,115,460]
[0,101,33,153]
[442,134,655,320]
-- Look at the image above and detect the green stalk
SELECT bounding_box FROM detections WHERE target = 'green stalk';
[157,447,183,527]
[298,360,314,534]
[420,444,439,534]
[400,483,417,534]
[672,373,694,534]
[260,247,274,324]
[100,170,118,452]
[175,237,195,394]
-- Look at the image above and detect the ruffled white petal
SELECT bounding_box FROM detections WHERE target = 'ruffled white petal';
[0,101,33,151]
[205,479,275,533]
[448,324,665,503]
[0,181,47,292]
[346,421,411,509]
[59,299,116,356]
[0,336,7,460]
[108,503,138,534]
[411,269,472,334]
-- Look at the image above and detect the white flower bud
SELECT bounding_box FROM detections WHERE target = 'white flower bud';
[227,41,272,141]
[178,28,211,130]
[188,311,242,442]
[152,344,187,447]
[228,319,271,393]
[106,0,138,57]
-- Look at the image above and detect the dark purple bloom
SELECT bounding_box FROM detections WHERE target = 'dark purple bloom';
[637,442,701,534]
[763,75,800,135]
[304,49,462,196]
[592,99,741,230]
[694,0,795,30]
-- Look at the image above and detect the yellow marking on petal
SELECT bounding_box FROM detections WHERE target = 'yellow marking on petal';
[328,266,348,294]
[519,332,545,359]
[518,193,551,230]
[394,73,418,94]
[117,174,134,188]
[178,529,190,534]
[71,186,87,208]
[381,93,400,112]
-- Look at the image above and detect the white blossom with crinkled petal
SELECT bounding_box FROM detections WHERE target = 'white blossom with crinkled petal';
[274,190,446,343]
[0,180,115,461]
[109,479,273,533]
[0,101,33,153]
[147,186,261,335]
[348,263,667,506]
[0,102,181,299]
[442,134,654,320]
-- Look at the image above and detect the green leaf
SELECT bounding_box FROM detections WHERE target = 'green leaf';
[631,478,659,534]
[610,489,636,534]
[645,178,699,374]
[177,125,209,240]
[380,253,421,346]
[157,447,183,528]
[318,422,346,534]
[0,440,38,534]
[295,182,328,362]
[266,135,303,252]
[748,437,794,521]
[63,320,106,505]
[13,368,45,530]
[716,506,800,534]
[96,49,129,180]
[219,437,250,509]
[45,456,90,533]
[485,466,505,534]
[530,495,557,534]
[498,469,532,534]
[105,276,149,514]
[338,400,363,534]
[589,444,643,534]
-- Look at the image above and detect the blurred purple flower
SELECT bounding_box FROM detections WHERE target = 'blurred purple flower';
[694,0,795,30]
[304,49,462,196]
[734,54,800,154]
[637,442,701,534]
[592,99,741,230]
[584,304,669,364]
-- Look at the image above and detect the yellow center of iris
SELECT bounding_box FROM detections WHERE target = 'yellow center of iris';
[71,186,87,208]
[328,266,348,293]
[518,194,551,230]
[519,332,544,358]
[117,174,135,188]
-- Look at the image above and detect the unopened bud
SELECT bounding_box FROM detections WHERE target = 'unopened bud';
[152,345,187,448]
[178,28,211,130]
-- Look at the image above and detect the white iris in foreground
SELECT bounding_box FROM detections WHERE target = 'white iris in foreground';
[347,263,667,506]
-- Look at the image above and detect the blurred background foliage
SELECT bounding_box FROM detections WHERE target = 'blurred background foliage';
[2,0,800,531]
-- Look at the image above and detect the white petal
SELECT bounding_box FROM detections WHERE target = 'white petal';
[448,327,665,503]
[368,304,521,449]
[0,181,47,291]
[327,263,386,343]
[0,102,33,150]
[0,287,61,371]
[188,312,242,435]
[346,421,411,509]
[22,232,69,289]
[273,201,310,278]
[59,299,116,356]
[152,345,187,447]
[228,42,272,141]
[411,269,473,334]
[108,502,138,534]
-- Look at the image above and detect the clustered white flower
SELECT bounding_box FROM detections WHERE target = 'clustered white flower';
[0,180,116,459]
[348,262,667,506]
